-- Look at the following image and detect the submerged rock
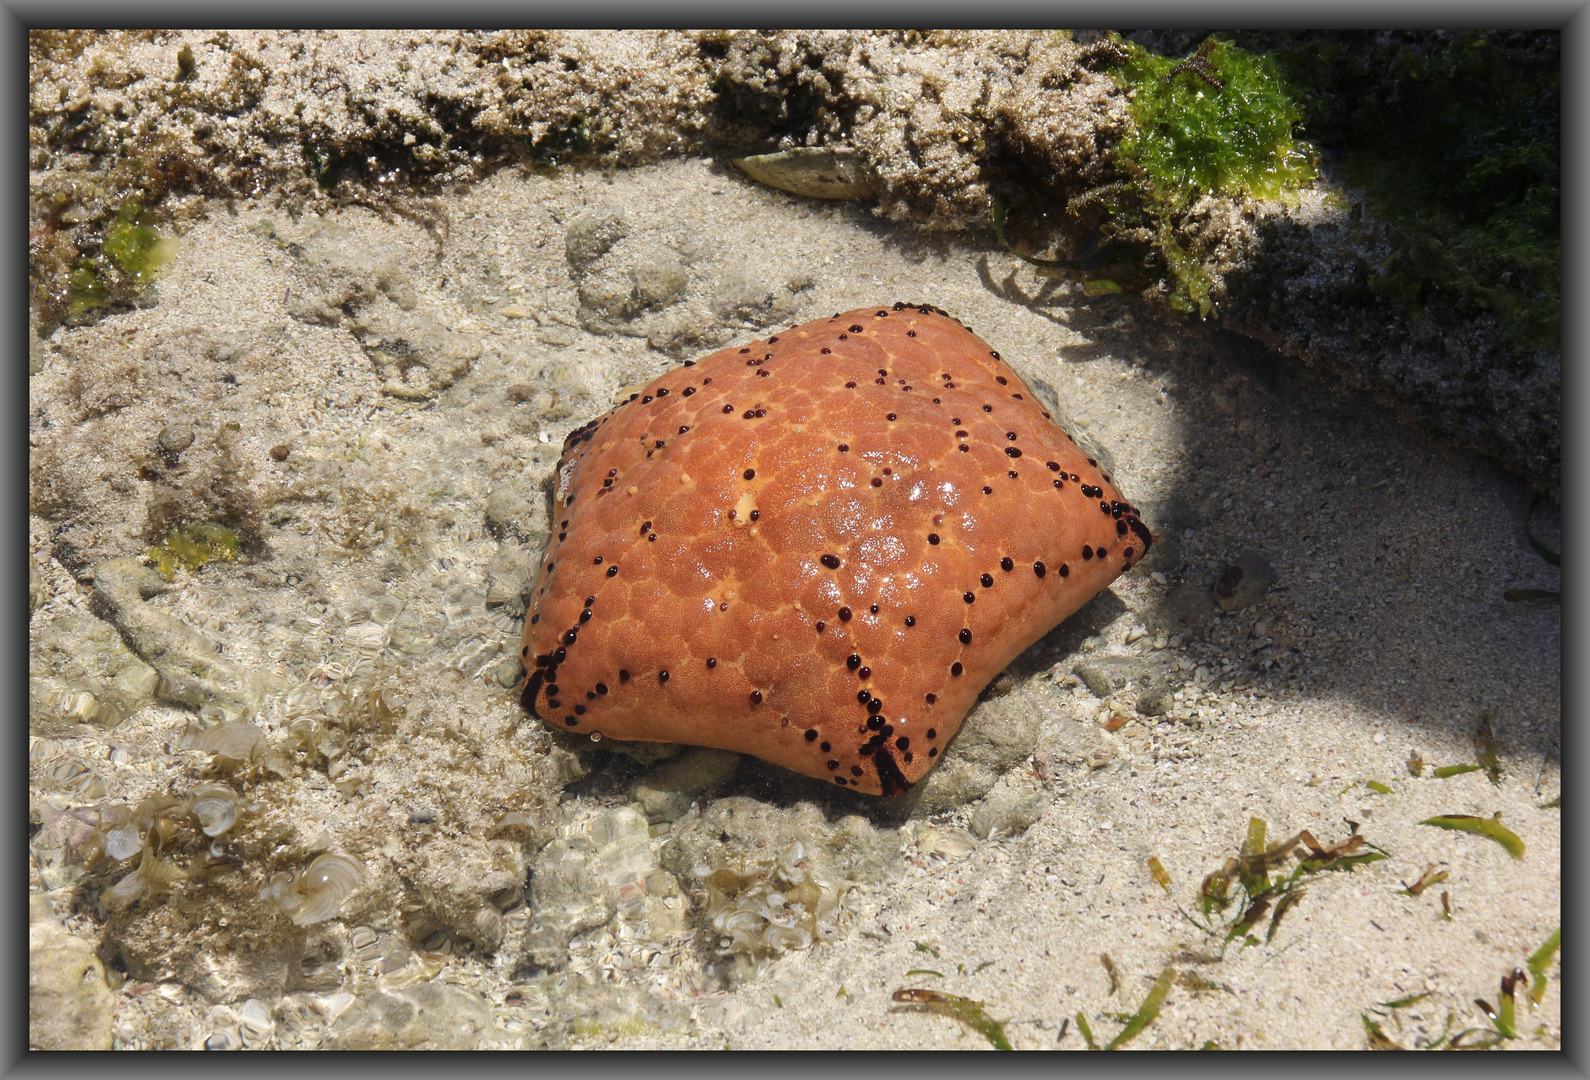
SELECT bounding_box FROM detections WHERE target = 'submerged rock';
[326,983,493,1050]
[627,748,740,823]
[1214,552,1279,611]
[29,613,160,734]
[969,786,1049,839]
[88,558,268,719]
[30,896,116,1050]
[524,838,617,972]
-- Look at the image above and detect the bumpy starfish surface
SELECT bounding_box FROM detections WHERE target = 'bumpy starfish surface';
[520,303,1150,795]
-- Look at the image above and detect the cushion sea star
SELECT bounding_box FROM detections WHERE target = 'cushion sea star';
[521,303,1150,795]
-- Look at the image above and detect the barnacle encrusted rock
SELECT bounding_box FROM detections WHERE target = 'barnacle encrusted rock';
[520,304,1149,795]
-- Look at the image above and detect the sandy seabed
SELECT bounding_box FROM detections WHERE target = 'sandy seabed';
[29,154,1560,1050]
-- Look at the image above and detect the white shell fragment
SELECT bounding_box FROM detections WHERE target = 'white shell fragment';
[180,719,265,764]
[185,783,242,837]
[236,999,274,1046]
[203,1027,241,1051]
[732,146,875,200]
[702,838,838,957]
[102,844,186,910]
[261,852,367,926]
[98,804,143,861]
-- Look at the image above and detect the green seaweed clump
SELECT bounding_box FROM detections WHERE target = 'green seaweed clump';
[528,115,598,167]
[1110,37,1316,316]
[65,259,108,319]
[891,989,1012,1051]
[1113,37,1317,209]
[146,522,240,578]
[65,200,177,320]
[1075,966,1175,1050]
[1190,818,1387,949]
[997,35,1317,316]
[101,200,179,286]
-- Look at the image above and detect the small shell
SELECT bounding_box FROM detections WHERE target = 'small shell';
[236,999,274,1045]
[185,783,241,837]
[350,925,381,965]
[59,689,112,724]
[733,147,875,200]
[920,827,979,864]
[98,804,143,861]
[287,717,323,751]
[43,758,103,797]
[370,595,406,624]
[483,575,528,633]
[29,737,69,764]
[261,853,366,926]
[102,870,148,910]
[310,992,356,1022]
[180,719,264,764]
[102,845,185,910]
[203,1027,242,1051]
[283,687,327,719]
[763,924,813,952]
[344,620,388,661]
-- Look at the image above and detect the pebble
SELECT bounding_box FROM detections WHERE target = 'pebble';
[156,424,195,455]
[627,748,740,823]
[1136,688,1173,717]
[1214,552,1278,611]
[969,789,1048,839]
[1074,663,1116,700]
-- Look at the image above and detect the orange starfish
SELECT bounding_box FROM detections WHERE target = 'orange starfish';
[520,303,1150,795]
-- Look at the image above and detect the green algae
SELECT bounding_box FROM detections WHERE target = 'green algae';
[1077,966,1175,1050]
[1526,927,1559,1005]
[1189,820,1388,950]
[1418,815,1524,859]
[65,201,177,319]
[66,259,108,319]
[1112,37,1316,210]
[1147,856,1172,894]
[892,989,1012,1051]
[1068,35,1315,318]
[101,201,178,285]
[146,522,240,578]
[1395,866,1449,898]
[1473,713,1503,786]
[995,35,1317,317]
[1100,953,1119,995]
[1108,36,1316,318]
